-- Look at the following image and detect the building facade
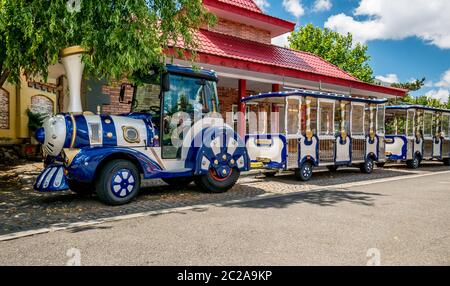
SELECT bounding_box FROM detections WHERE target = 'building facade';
[0,0,406,145]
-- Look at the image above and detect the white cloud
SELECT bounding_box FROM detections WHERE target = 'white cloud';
[283,0,305,18]
[313,0,332,12]
[253,0,270,11]
[426,89,450,103]
[375,74,399,84]
[436,69,450,88]
[272,33,291,47]
[324,0,450,49]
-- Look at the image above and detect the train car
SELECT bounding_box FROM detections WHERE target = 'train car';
[33,65,250,205]
[242,90,387,181]
[385,105,450,168]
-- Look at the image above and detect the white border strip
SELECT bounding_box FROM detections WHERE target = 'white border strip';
[1,170,450,242]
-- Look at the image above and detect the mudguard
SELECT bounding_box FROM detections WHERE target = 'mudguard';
[34,164,69,192]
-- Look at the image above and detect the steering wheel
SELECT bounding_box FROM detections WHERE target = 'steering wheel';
[149,106,161,115]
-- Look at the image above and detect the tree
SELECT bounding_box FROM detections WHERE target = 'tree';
[288,24,374,83]
[0,0,214,87]
[391,78,447,108]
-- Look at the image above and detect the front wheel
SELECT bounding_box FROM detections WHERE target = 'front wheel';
[95,159,141,206]
[360,158,374,174]
[295,162,313,181]
[194,168,240,194]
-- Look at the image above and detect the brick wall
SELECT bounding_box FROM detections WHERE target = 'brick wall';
[101,84,133,115]
[0,88,9,129]
[31,95,54,116]
[209,18,272,44]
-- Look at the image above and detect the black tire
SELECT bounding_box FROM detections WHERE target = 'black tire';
[95,159,141,206]
[406,156,420,169]
[360,158,374,174]
[327,165,338,172]
[162,177,194,187]
[295,162,314,181]
[194,168,240,193]
[67,180,95,196]
[443,159,450,166]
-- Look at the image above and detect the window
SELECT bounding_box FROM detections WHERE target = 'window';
[336,102,351,136]
[407,110,415,137]
[352,104,365,136]
[385,109,406,135]
[424,112,433,138]
[231,104,238,131]
[376,104,385,135]
[162,75,210,159]
[133,76,161,115]
[309,97,318,135]
[415,110,423,137]
[435,113,442,134]
[287,98,300,135]
[443,114,450,138]
[319,100,334,136]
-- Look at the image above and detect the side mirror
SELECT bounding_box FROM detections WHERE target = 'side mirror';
[162,73,170,92]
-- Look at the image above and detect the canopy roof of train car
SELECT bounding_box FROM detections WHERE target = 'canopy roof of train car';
[387,105,450,114]
[242,90,389,104]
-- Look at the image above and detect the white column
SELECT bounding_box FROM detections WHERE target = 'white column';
[61,47,85,113]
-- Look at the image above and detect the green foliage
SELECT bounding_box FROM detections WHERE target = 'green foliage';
[288,24,374,83]
[389,78,449,109]
[391,78,426,92]
[26,109,47,132]
[0,0,215,86]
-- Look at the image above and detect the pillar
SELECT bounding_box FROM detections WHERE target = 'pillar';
[237,79,247,138]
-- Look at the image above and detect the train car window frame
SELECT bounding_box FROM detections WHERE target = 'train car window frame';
[376,104,385,136]
[351,102,366,138]
[423,111,434,138]
[407,109,416,138]
[443,113,450,139]
[285,96,302,136]
[318,99,335,139]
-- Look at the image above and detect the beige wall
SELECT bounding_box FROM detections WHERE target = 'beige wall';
[0,76,57,144]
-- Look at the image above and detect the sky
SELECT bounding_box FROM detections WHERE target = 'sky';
[252,0,450,103]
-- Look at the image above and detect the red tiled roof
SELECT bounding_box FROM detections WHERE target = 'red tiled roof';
[216,0,262,13]
[195,29,358,82]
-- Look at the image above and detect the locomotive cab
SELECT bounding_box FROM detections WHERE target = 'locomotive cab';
[34,65,249,205]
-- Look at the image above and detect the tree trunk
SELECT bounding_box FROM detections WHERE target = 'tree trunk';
[0,69,10,87]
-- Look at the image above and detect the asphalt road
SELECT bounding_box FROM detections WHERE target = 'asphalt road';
[0,172,449,266]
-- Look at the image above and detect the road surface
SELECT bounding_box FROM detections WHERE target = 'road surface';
[0,171,449,266]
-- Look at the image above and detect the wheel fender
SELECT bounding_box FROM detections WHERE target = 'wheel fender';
[193,126,250,176]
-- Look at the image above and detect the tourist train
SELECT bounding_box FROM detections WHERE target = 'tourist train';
[243,90,388,181]
[384,105,450,168]
[33,65,450,205]
[34,65,250,205]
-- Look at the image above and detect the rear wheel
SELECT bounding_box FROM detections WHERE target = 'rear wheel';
[295,162,313,182]
[162,177,194,187]
[406,155,420,169]
[194,168,240,193]
[67,180,94,196]
[360,158,374,174]
[95,159,141,206]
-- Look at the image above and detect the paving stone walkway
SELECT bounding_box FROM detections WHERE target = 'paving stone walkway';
[0,161,448,235]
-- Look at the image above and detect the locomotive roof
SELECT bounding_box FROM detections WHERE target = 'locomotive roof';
[242,89,388,104]
[166,64,218,82]
[387,105,450,114]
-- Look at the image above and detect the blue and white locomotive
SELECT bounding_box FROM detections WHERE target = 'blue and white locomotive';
[385,105,450,168]
[34,65,250,205]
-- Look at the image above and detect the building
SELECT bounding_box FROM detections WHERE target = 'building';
[0,0,407,147]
